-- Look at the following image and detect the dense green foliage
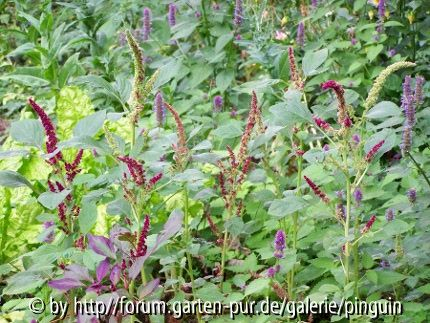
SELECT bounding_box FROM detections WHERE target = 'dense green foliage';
[0,0,429,322]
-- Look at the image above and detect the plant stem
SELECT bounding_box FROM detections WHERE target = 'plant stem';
[130,120,136,148]
[353,213,360,298]
[407,152,430,189]
[183,187,202,323]
[0,188,11,263]
[344,178,351,285]
[200,0,212,46]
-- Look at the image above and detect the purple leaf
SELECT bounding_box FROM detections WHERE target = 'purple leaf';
[96,258,110,282]
[110,264,121,286]
[87,234,116,258]
[48,278,84,291]
[64,264,92,282]
[129,209,183,279]
[138,278,160,299]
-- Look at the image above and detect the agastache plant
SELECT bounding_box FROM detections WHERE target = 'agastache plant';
[233,0,243,27]
[296,21,305,47]
[168,3,177,27]
[153,91,166,127]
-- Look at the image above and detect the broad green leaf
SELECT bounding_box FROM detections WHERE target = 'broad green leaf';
[215,34,233,53]
[10,120,44,147]
[268,196,309,218]
[302,48,329,76]
[79,202,98,234]
[212,121,243,139]
[73,110,106,137]
[0,170,33,189]
[188,64,213,89]
[38,190,71,210]
[244,278,270,296]
[216,70,234,93]
[172,22,199,39]
[367,44,383,62]
[367,101,401,119]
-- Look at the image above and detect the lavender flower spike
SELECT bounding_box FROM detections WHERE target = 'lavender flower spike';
[168,3,177,27]
[154,91,166,127]
[414,76,425,105]
[274,230,286,259]
[234,0,243,27]
[142,7,152,41]
[353,187,363,206]
[407,188,416,203]
[385,208,395,222]
[297,22,305,47]
[213,95,223,112]
[378,0,385,21]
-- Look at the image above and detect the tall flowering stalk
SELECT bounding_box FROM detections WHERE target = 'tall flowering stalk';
[296,22,305,47]
[142,8,152,41]
[168,3,177,27]
[321,80,348,127]
[219,91,262,288]
[153,92,166,127]
[28,98,63,165]
[233,0,243,27]
[164,103,189,171]
[288,47,304,90]
[304,176,330,204]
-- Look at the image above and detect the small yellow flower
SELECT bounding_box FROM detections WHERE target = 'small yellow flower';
[372,0,380,5]
[407,12,415,24]
[368,10,374,20]
[281,16,288,26]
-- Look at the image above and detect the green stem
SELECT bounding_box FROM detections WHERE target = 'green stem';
[0,188,12,263]
[200,0,212,46]
[345,178,351,285]
[220,206,233,293]
[407,152,430,189]
[183,187,202,323]
[130,120,136,148]
[353,213,360,298]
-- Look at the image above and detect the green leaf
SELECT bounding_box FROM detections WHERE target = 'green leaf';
[73,110,106,137]
[38,190,71,210]
[172,22,199,39]
[364,128,396,160]
[216,70,234,93]
[196,283,225,302]
[244,278,270,296]
[367,270,407,285]
[234,79,280,93]
[212,121,243,139]
[79,202,98,234]
[0,74,49,87]
[215,34,233,53]
[367,45,383,62]
[302,48,328,76]
[188,64,213,89]
[10,120,45,147]
[367,101,401,119]
[0,170,33,189]
[268,195,309,218]
[417,284,430,294]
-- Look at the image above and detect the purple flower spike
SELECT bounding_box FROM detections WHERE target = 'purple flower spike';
[414,76,425,105]
[234,0,243,27]
[378,0,385,21]
[407,188,416,203]
[273,230,286,259]
[96,258,110,282]
[142,8,152,41]
[297,22,305,47]
[213,95,223,112]
[385,208,395,221]
[353,188,363,206]
[267,267,276,278]
[323,144,330,152]
[388,49,396,57]
[168,3,177,27]
[154,91,166,127]
[311,0,318,8]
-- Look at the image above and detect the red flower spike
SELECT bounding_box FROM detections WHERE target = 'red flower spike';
[361,215,376,234]
[28,98,63,164]
[118,156,146,186]
[321,80,348,126]
[304,175,330,204]
[135,215,150,257]
[365,140,385,162]
[312,116,333,131]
